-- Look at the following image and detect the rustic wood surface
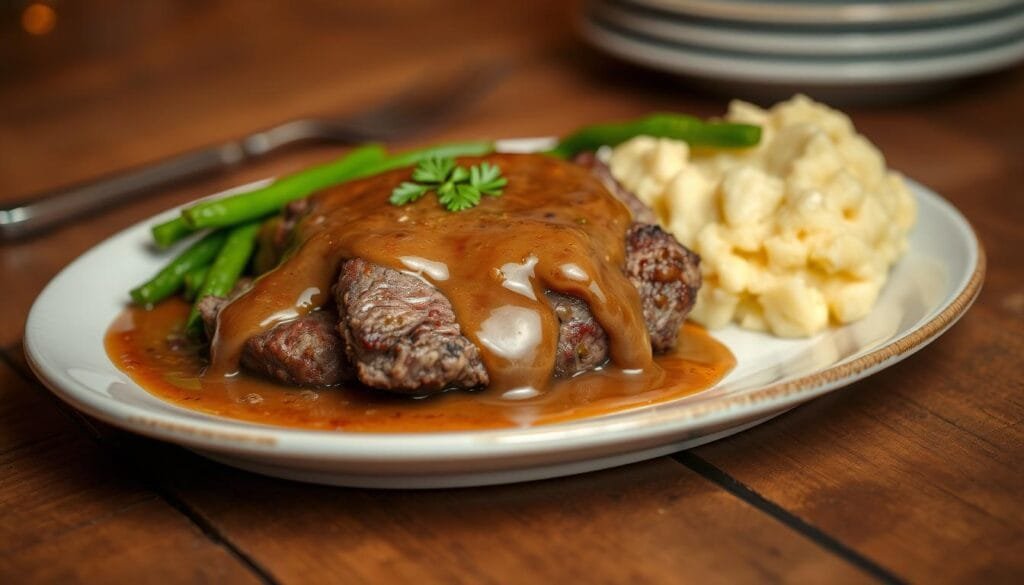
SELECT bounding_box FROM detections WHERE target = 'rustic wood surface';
[2,1,1022,583]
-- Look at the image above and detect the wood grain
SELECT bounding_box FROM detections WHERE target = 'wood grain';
[110,440,873,585]
[691,305,1024,582]
[0,359,262,583]
[1,499,261,585]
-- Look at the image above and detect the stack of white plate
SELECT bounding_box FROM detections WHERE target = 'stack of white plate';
[581,0,1024,101]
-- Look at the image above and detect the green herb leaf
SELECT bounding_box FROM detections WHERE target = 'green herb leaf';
[436,181,454,197]
[438,183,481,211]
[449,166,470,183]
[389,181,431,206]
[391,156,506,212]
[470,162,507,196]
[412,157,455,184]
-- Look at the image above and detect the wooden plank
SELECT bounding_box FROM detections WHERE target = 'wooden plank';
[127,446,874,584]
[692,306,1024,583]
[0,360,263,584]
[0,354,75,453]
[0,499,262,585]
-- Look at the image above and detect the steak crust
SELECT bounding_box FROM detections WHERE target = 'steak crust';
[217,155,701,391]
[546,291,610,377]
[624,223,702,352]
[334,258,489,394]
[241,309,351,387]
[198,292,351,387]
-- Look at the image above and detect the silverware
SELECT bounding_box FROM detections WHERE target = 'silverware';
[0,63,507,241]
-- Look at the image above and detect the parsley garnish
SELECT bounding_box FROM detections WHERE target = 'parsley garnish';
[390,157,507,211]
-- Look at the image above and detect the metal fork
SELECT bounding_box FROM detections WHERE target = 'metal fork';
[0,62,507,241]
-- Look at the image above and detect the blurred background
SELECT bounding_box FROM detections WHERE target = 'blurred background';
[2,0,1023,207]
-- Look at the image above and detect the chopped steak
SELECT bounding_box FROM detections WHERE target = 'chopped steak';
[544,221,701,374]
[573,155,702,349]
[334,258,489,394]
[546,291,609,377]
[573,152,658,224]
[196,277,252,339]
[241,309,351,387]
[624,223,702,352]
[226,156,701,391]
[198,294,351,387]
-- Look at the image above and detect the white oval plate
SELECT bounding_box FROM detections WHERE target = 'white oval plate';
[25,143,983,489]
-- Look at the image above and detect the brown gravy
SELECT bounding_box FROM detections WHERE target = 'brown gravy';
[210,154,652,391]
[106,299,734,431]
[108,152,736,430]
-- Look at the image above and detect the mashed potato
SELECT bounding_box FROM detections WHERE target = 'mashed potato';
[608,95,916,337]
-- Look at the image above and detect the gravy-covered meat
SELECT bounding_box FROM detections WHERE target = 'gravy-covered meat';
[625,223,701,352]
[241,309,351,387]
[334,258,488,394]
[546,291,610,377]
[207,153,702,394]
[199,296,351,387]
[254,199,311,274]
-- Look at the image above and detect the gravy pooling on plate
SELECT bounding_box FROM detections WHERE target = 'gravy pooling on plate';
[106,299,733,431]
[107,152,730,429]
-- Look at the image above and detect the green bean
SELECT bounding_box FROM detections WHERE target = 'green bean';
[179,141,495,232]
[358,141,494,175]
[182,264,210,301]
[151,217,195,249]
[149,145,382,249]
[549,113,761,158]
[129,230,228,307]
[185,221,261,331]
[181,144,388,231]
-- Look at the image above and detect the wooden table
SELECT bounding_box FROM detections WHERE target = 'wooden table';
[2,2,1021,582]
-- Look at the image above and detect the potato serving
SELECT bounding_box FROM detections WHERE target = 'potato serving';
[609,95,916,337]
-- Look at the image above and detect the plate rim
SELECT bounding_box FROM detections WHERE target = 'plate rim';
[580,16,1024,84]
[24,166,985,465]
[619,0,1020,25]
[590,0,1024,57]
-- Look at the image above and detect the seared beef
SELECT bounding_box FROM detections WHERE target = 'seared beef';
[573,152,658,224]
[326,221,700,387]
[198,294,351,387]
[196,277,253,339]
[546,291,609,377]
[542,222,701,373]
[334,258,489,394]
[241,309,351,386]
[624,223,701,352]
[220,156,700,391]
[197,294,230,340]
[255,199,312,274]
